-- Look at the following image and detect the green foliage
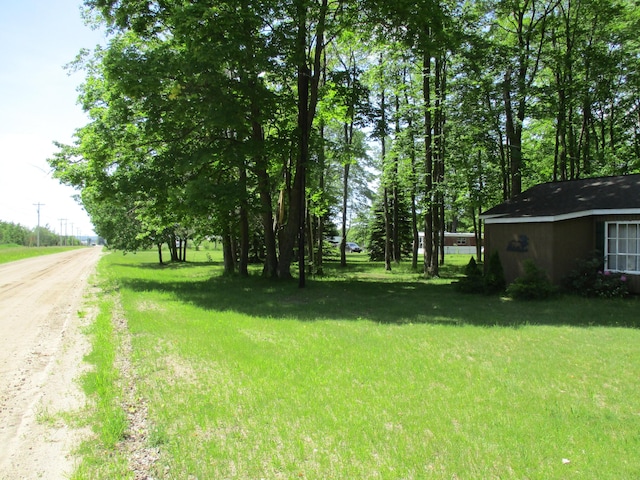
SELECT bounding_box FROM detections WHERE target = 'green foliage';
[483,250,506,294]
[367,191,413,261]
[455,256,485,293]
[506,260,558,300]
[464,256,482,277]
[0,220,63,247]
[0,221,29,245]
[563,253,630,298]
[455,254,510,296]
[49,0,640,280]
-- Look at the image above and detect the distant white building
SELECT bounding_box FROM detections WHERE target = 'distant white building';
[417,232,481,255]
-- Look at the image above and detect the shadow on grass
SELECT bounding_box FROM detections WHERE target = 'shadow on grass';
[112,260,640,329]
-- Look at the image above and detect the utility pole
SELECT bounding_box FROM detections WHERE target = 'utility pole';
[58,219,66,246]
[33,203,44,247]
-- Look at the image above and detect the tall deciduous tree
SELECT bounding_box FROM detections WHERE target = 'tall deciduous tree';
[48,0,640,280]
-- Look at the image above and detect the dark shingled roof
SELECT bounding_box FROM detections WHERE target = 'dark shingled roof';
[481,174,640,219]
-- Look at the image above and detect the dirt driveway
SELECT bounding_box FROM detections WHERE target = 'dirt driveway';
[0,247,103,479]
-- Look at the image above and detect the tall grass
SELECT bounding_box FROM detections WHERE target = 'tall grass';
[72,266,130,479]
[77,250,640,479]
[80,299,127,449]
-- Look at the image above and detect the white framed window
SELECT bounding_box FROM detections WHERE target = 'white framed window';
[605,221,640,273]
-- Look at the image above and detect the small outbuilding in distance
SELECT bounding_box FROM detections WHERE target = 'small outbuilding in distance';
[417,232,481,256]
[480,174,640,294]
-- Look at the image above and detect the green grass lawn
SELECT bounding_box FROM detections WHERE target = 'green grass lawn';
[75,250,640,479]
[0,244,83,264]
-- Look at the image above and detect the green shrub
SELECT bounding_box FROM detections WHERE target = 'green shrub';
[464,256,482,277]
[455,257,485,293]
[563,252,629,298]
[506,260,558,300]
[484,251,506,294]
[455,254,506,296]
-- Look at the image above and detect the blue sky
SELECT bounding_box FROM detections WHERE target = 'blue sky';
[0,0,107,236]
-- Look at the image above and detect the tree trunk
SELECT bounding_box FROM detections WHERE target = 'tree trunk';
[295,11,309,288]
[379,68,391,272]
[239,210,249,277]
[316,117,326,276]
[250,104,278,278]
[393,95,400,264]
[238,163,250,276]
[503,68,522,197]
[278,5,308,281]
[307,198,314,275]
[222,231,235,275]
[431,55,445,275]
[180,237,187,262]
[340,161,350,267]
[555,64,568,181]
[277,0,327,285]
[409,120,419,271]
[423,48,434,277]
[315,53,328,276]
[168,234,179,262]
[384,186,392,272]
[474,150,484,261]
[485,92,509,200]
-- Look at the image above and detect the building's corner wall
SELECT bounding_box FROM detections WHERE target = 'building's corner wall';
[484,222,554,285]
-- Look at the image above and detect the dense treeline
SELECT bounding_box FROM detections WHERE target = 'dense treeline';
[0,221,64,247]
[50,0,640,280]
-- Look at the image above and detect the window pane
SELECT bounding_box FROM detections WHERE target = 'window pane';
[608,223,617,238]
[630,224,638,240]
[620,239,628,254]
[608,255,617,270]
[620,224,628,238]
[618,255,627,271]
[627,256,636,271]
[608,239,617,254]
[630,238,638,254]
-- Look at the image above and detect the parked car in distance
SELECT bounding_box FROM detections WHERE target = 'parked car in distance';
[346,242,362,253]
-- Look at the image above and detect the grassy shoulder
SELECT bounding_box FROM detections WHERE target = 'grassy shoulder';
[76,249,640,479]
[71,262,131,480]
[0,244,85,264]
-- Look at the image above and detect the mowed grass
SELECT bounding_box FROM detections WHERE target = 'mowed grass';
[0,244,83,264]
[82,250,640,479]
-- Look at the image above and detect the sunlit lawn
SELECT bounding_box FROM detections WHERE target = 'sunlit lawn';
[76,249,640,479]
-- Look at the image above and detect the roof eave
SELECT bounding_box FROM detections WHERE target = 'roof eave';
[481,208,640,224]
